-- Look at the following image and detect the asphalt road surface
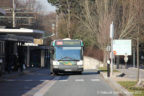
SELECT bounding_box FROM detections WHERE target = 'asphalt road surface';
[0,69,54,96]
[44,70,118,96]
[0,69,119,96]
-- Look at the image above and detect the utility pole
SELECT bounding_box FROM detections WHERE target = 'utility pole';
[136,0,141,84]
[12,0,16,28]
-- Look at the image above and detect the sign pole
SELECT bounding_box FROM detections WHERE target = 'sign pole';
[110,22,114,77]
[111,38,113,76]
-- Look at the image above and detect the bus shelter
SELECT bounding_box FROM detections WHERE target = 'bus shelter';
[0,28,44,75]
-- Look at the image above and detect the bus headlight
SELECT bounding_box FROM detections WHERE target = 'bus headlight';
[53,61,60,65]
[77,60,83,65]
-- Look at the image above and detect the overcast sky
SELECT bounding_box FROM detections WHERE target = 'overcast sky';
[19,0,56,14]
[38,0,56,13]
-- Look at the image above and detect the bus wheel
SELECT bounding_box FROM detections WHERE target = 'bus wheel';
[77,72,82,75]
[54,72,59,76]
[50,71,58,76]
[50,70,54,75]
[50,72,53,75]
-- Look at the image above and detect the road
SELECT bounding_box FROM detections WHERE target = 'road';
[0,69,54,96]
[44,70,118,96]
[0,69,119,96]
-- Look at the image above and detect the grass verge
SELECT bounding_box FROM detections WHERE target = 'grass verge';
[98,67,119,72]
[118,81,144,96]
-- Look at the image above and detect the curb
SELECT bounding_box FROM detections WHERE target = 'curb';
[23,68,40,74]
[34,77,60,96]
[23,76,60,96]
[100,72,133,96]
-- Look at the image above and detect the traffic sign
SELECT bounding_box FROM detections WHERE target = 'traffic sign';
[113,50,117,55]
[113,40,132,55]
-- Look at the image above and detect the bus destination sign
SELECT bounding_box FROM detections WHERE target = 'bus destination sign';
[56,40,81,46]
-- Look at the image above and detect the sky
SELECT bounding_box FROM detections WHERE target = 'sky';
[18,0,56,14]
[37,0,56,13]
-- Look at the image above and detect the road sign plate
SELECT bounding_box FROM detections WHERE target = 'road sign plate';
[113,40,132,55]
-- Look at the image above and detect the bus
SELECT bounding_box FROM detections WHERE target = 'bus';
[50,38,84,75]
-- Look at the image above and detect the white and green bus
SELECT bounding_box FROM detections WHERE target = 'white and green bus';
[50,38,84,75]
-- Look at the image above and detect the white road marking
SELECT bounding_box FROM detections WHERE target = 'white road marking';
[75,79,84,82]
[24,80,33,82]
[4,78,100,83]
[34,76,61,96]
[91,79,100,82]
[3,79,51,82]
[59,80,68,82]
[40,80,46,82]
[6,79,16,81]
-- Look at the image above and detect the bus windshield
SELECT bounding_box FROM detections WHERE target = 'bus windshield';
[55,47,82,61]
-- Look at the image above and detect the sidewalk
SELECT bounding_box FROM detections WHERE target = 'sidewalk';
[102,67,144,81]
[0,68,40,80]
[100,68,144,96]
[118,67,144,81]
[101,72,133,96]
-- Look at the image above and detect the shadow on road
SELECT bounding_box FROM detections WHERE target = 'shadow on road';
[56,70,100,76]
[0,80,43,96]
[0,69,100,96]
[82,71,100,75]
[0,68,54,96]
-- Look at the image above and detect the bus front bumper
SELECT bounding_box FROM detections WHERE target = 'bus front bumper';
[53,65,83,72]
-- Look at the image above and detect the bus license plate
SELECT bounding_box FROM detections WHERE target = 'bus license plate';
[65,69,72,71]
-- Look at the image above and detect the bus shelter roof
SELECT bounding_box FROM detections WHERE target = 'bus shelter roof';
[0,34,33,42]
[0,28,44,38]
[0,8,6,15]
